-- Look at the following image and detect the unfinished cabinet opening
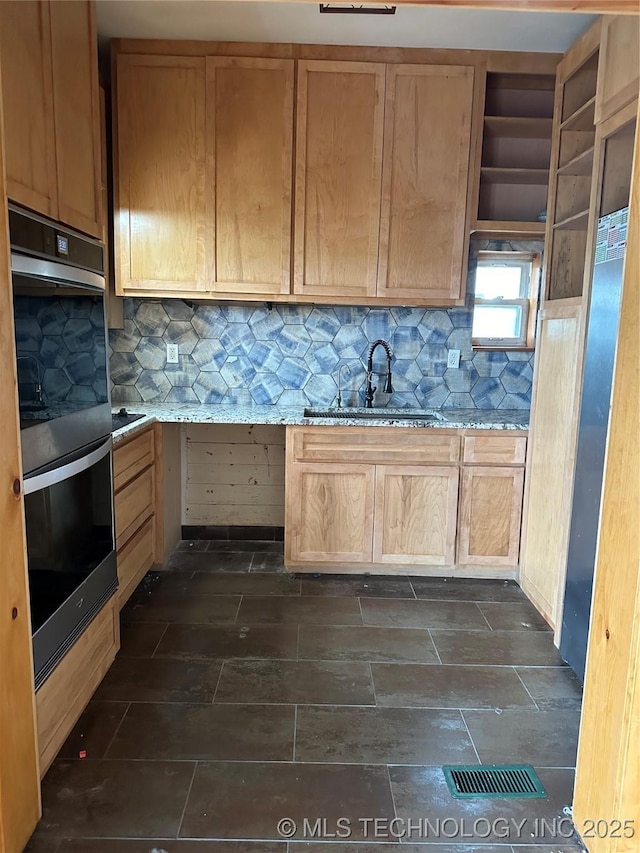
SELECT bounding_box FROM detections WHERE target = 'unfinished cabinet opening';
[476,72,554,234]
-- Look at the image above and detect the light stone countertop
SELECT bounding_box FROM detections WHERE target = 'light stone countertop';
[111,404,529,445]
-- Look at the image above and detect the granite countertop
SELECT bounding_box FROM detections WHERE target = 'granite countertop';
[111,404,529,445]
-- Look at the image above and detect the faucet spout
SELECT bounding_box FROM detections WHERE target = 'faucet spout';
[365,339,393,408]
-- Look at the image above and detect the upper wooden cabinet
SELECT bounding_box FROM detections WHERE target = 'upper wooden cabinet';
[49,0,102,238]
[0,0,102,237]
[294,61,385,301]
[596,15,640,125]
[115,55,294,296]
[209,57,294,297]
[115,55,210,293]
[0,1,57,218]
[377,64,474,302]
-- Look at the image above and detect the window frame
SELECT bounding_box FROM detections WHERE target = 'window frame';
[472,251,541,351]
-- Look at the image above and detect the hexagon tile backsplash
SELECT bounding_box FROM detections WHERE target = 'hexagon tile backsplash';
[108,299,534,410]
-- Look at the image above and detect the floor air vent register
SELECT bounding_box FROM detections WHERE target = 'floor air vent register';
[443,765,547,799]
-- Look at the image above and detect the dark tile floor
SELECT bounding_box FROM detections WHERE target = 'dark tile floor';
[27,541,585,853]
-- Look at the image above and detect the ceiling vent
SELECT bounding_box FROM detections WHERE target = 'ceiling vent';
[319,4,396,14]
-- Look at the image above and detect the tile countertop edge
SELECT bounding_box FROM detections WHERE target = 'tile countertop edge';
[111,405,529,445]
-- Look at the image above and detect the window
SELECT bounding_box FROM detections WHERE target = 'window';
[472,251,540,349]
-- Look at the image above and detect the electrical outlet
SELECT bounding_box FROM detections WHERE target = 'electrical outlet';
[166,343,179,364]
[447,349,461,369]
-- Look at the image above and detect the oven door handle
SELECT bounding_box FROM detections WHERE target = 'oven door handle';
[23,438,111,495]
[11,253,105,292]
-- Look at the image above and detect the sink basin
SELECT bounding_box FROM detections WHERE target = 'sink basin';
[303,407,446,422]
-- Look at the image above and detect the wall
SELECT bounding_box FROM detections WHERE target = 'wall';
[109,241,542,412]
[184,423,285,526]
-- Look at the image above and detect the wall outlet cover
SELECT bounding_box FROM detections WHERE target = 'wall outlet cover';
[447,349,461,369]
[166,343,180,364]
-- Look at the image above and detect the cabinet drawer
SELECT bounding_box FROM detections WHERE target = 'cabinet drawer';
[36,598,118,776]
[114,427,154,492]
[289,427,460,464]
[115,465,154,549]
[463,434,527,465]
[118,516,154,608]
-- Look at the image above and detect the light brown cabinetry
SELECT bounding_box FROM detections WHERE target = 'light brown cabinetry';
[0,0,102,237]
[113,425,161,606]
[377,64,474,302]
[49,0,102,237]
[373,465,459,565]
[115,55,209,293]
[113,41,492,305]
[475,72,555,236]
[36,599,119,776]
[115,55,294,297]
[210,58,294,296]
[0,1,57,218]
[458,466,524,568]
[287,462,375,563]
[294,60,384,300]
[596,15,640,125]
[286,426,525,575]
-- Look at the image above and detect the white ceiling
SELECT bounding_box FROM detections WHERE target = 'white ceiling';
[96,1,595,53]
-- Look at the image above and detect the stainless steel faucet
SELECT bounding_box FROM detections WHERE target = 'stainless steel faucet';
[336,363,351,408]
[365,340,393,408]
[17,355,44,404]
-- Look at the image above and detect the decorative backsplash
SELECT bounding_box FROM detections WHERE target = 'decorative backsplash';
[14,295,108,405]
[109,241,540,410]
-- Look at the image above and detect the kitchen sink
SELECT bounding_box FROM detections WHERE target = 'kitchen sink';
[303,407,446,422]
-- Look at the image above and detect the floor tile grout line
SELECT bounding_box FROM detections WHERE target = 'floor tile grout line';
[459,708,483,766]
[513,666,542,710]
[292,704,298,762]
[295,623,300,661]
[149,623,170,658]
[427,629,443,665]
[386,764,399,826]
[476,602,494,631]
[101,701,131,759]
[176,759,199,841]
[233,594,243,624]
[368,661,378,707]
[211,659,226,705]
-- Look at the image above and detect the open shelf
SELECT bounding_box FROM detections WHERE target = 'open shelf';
[481,167,550,185]
[473,219,546,237]
[560,95,596,132]
[557,146,595,177]
[553,208,589,231]
[484,116,553,139]
[477,71,555,232]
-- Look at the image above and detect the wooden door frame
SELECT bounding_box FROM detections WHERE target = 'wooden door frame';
[0,62,41,853]
[231,0,638,13]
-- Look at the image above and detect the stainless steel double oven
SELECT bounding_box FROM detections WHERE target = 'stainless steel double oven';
[11,206,117,688]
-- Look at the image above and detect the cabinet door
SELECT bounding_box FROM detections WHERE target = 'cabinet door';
[458,466,524,568]
[377,64,474,302]
[294,61,385,300]
[374,465,459,566]
[596,15,640,125]
[286,463,375,564]
[208,57,294,296]
[115,55,210,293]
[49,0,102,238]
[0,0,57,218]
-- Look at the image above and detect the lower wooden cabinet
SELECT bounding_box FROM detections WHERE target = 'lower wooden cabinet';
[287,463,375,563]
[36,598,119,776]
[457,466,525,568]
[285,426,526,576]
[373,465,459,566]
[113,424,161,608]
